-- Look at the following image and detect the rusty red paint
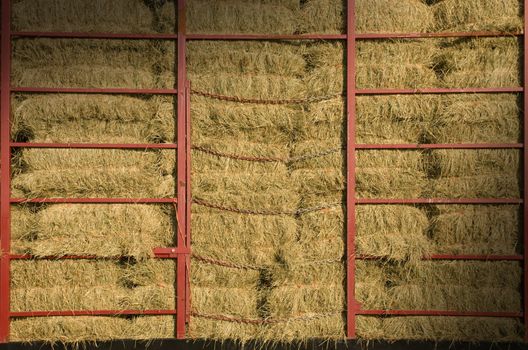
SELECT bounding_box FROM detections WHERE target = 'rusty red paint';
[12,87,178,94]
[12,32,178,39]
[357,310,523,317]
[523,0,528,342]
[357,143,523,149]
[357,198,523,204]
[10,198,177,204]
[357,87,523,95]
[11,143,178,149]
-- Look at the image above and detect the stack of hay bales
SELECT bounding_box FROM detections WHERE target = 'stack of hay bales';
[187,41,303,340]
[10,0,178,343]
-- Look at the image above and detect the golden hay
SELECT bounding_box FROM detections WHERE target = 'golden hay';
[187,0,299,34]
[11,316,175,343]
[437,37,521,88]
[12,0,157,33]
[433,0,523,32]
[429,149,521,198]
[11,149,175,198]
[430,94,521,143]
[431,205,520,255]
[11,94,175,144]
[299,0,345,34]
[356,0,433,34]
[357,40,438,89]
[11,204,175,259]
[12,39,175,89]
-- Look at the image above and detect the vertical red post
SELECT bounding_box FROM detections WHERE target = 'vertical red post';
[176,0,188,339]
[185,81,191,323]
[346,0,358,339]
[0,0,11,343]
[523,1,528,342]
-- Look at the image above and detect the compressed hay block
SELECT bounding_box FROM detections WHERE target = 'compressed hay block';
[438,37,521,88]
[357,150,428,198]
[299,0,345,34]
[380,316,522,342]
[357,95,437,144]
[303,43,345,97]
[431,205,520,255]
[12,0,156,33]
[430,149,521,198]
[10,316,175,343]
[11,94,175,144]
[430,94,521,143]
[187,0,299,34]
[11,149,175,198]
[12,39,175,89]
[356,40,438,89]
[192,98,298,146]
[295,99,345,142]
[11,204,175,259]
[262,314,346,342]
[356,0,433,34]
[188,317,262,342]
[433,0,523,32]
[11,260,176,312]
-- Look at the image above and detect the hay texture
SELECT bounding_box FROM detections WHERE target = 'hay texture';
[11,94,175,144]
[12,39,175,89]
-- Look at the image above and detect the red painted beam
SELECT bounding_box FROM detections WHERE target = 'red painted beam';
[11,143,178,149]
[357,143,523,149]
[185,81,192,323]
[357,254,524,261]
[11,87,178,95]
[10,310,177,318]
[186,33,347,40]
[0,0,11,342]
[357,87,523,95]
[357,310,523,318]
[10,198,177,204]
[523,0,528,342]
[356,31,523,39]
[12,32,178,39]
[346,0,358,340]
[357,198,523,205]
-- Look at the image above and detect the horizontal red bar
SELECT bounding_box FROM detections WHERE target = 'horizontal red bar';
[187,33,346,40]
[10,310,178,318]
[10,198,177,204]
[357,87,523,95]
[11,87,178,95]
[357,310,522,318]
[153,247,191,258]
[11,247,190,260]
[357,198,523,204]
[12,32,178,39]
[11,142,178,149]
[357,254,523,261]
[356,31,523,39]
[357,143,523,149]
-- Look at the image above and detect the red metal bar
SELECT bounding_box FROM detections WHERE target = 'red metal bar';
[357,310,523,318]
[11,143,178,149]
[11,247,190,260]
[185,81,192,323]
[12,32,178,40]
[11,87,178,95]
[524,0,528,342]
[357,254,524,261]
[10,310,178,318]
[357,198,523,204]
[10,198,177,204]
[187,33,347,40]
[356,31,523,39]
[357,143,523,149]
[346,0,358,340]
[357,87,523,95]
[0,0,11,342]
[176,0,188,339]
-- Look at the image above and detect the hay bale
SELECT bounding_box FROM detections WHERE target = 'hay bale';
[430,149,521,198]
[11,149,175,198]
[432,0,523,32]
[12,0,156,33]
[431,205,520,255]
[11,204,175,259]
[430,94,521,143]
[11,260,175,312]
[11,316,174,343]
[11,94,175,144]
[187,0,299,34]
[357,40,438,89]
[438,37,521,88]
[295,99,345,142]
[357,95,437,144]
[356,0,433,34]
[12,39,175,89]
[299,0,345,34]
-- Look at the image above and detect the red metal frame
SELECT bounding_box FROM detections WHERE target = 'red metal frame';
[11,87,178,94]
[11,310,178,317]
[11,143,178,149]
[524,0,528,342]
[356,143,523,149]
